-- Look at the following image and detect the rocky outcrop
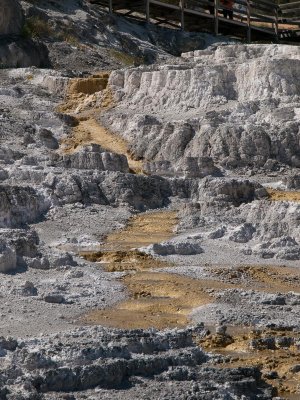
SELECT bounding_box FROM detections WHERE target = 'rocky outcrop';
[179,190,300,260]
[284,173,300,189]
[0,186,49,228]
[0,241,16,273]
[144,156,222,178]
[50,145,129,173]
[103,44,300,171]
[49,171,172,210]
[0,229,39,258]
[0,324,273,399]
[0,0,49,68]
[0,36,50,68]
[147,240,203,256]
[0,229,40,272]
[0,0,24,35]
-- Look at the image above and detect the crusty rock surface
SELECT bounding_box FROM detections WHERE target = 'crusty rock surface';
[0,324,274,400]
[0,186,49,228]
[0,1,299,399]
[103,44,300,171]
[0,36,49,68]
[50,145,129,173]
[0,0,49,68]
[0,241,17,273]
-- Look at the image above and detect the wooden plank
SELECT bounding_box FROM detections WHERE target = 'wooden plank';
[214,0,219,35]
[146,0,150,22]
[281,8,300,14]
[182,7,214,18]
[275,5,279,39]
[251,0,276,6]
[280,1,300,10]
[180,0,185,30]
[250,11,275,22]
[150,0,180,11]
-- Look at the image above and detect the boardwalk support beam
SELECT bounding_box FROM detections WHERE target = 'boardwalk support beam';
[146,0,150,23]
[214,0,219,36]
[180,0,185,31]
[246,0,251,43]
[275,5,279,41]
[109,0,113,14]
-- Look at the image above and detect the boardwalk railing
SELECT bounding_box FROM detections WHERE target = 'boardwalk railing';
[89,0,300,41]
[279,1,300,23]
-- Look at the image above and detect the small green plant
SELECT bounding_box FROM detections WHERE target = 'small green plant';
[55,28,80,46]
[109,49,145,66]
[22,16,54,39]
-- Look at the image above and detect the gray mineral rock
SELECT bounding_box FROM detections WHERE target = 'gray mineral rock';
[0,0,24,35]
[0,241,17,273]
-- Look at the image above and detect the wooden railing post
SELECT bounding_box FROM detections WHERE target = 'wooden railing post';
[275,5,279,42]
[146,0,150,23]
[109,0,113,14]
[214,0,219,36]
[180,0,185,30]
[246,0,251,42]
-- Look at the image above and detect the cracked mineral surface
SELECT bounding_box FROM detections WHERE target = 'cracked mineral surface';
[0,0,300,399]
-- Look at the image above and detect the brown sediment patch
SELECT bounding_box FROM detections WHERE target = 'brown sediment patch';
[58,72,144,173]
[209,265,300,294]
[80,207,299,394]
[80,210,178,270]
[199,328,300,398]
[103,210,178,251]
[83,272,237,330]
[244,265,300,293]
[57,71,113,114]
[81,249,169,272]
[81,209,228,329]
[82,250,300,330]
[68,75,110,96]
[267,188,300,202]
[61,118,144,173]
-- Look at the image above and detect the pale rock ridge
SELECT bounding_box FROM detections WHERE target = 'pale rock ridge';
[0,241,17,273]
[0,186,49,228]
[0,324,274,399]
[103,44,300,171]
[50,145,129,173]
[179,196,300,260]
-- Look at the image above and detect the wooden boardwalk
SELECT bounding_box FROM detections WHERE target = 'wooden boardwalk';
[89,0,300,42]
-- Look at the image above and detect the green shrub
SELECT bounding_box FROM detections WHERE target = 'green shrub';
[22,16,54,39]
[109,49,145,66]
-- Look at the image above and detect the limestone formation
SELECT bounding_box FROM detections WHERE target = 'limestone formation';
[0,186,49,228]
[50,145,129,173]
[0,241,16,273]
[0,1,299,398]
[147,240,203,256]
[104,44,300,171]
[0,324,274,399]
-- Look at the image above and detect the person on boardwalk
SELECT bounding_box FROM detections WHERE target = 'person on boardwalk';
[220,0,234,19]
[208,0,214,15]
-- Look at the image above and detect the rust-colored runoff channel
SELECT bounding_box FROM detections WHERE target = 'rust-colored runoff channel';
[58,72,144,173]
[80,210,215,330]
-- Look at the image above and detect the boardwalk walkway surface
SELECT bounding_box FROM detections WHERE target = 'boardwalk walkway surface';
[89,0,300,42]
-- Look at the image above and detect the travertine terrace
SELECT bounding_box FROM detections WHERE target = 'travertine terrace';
[0,0,299,399]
